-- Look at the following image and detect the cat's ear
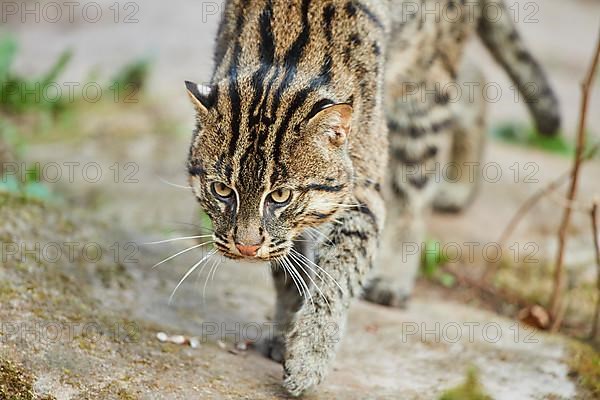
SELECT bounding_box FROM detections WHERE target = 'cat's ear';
[308,103,353,147]
[185,81,215,114]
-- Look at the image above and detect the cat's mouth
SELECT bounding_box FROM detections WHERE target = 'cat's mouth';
[219,250,284,262]
[215,239,292,262]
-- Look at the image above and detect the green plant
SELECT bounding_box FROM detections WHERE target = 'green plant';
[421,239,456,287]
[492,122,597,157]
[109,58,151,100]
[0,35,18,86]
[0,173,52,201]
[439,367,493,400]
[0,35,72,114]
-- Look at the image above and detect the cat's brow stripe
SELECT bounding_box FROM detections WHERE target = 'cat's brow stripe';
[188,166,206,176]
[300,184,347,193]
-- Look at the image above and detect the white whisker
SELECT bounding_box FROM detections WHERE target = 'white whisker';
[145,235,213,245]
[168,221,214,233]
[195,252,217,286]
[294,237,332,248]
[322,203,362,209]
[210,256,222,281]
[196,254,219,302]
[284,255,315,313]
[291,248,345,295]
[277,257,303,299]
[159,177,192,190]
[305,227,333,245]
[169,249,217,304]
[203,256,222,300]
[152,242,213,269]
[282,257,304,298]
[210,259,225,285]
[289,251,331,312]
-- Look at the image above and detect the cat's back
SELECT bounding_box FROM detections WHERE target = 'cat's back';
[213,0,391,79]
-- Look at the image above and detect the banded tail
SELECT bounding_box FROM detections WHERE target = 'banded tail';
[477,0,561,136]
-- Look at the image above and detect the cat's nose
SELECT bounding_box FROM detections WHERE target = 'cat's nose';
[235,242,261,257]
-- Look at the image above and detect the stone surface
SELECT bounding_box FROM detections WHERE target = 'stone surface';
[1,0,599,398]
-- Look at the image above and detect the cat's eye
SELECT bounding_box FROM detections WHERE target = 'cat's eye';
[212,182,234,200]
[268,188,292,205]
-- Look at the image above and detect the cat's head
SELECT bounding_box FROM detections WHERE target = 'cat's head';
[185,79,354,261]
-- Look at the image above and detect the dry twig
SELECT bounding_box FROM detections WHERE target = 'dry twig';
[444,265,533,310]
[549,35,600,331]
[497,172,570,247]
[481,145,598,285]
[591,201,600,339]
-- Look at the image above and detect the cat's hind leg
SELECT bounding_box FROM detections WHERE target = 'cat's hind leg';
[433,64,487,213]
[363,200,425,308]
[363,82,453,308]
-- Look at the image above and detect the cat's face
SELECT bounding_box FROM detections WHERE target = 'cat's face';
[185,80,354,261]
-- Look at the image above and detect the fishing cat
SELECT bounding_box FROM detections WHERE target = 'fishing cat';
[184,0,559,395]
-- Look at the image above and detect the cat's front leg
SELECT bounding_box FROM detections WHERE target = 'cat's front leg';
[282,199,382,396]
[282,295,346,396]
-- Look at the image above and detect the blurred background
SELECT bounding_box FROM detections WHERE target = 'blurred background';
[0,0,599,398]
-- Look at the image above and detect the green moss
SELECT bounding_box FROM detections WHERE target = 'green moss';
[439,368,493,400]
[96,262,132,289]
[0,280,17,302]
[117,388,138,400]
[89,381,139,400]
[567,341,600,397]
[0,359,55,400]
[0,359,34,400]
[0,191,44,208]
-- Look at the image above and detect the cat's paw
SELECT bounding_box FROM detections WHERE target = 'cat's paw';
[433,182,477,214]
[282,350,325,397]
[362,278,411,308]
[281,316,332,396]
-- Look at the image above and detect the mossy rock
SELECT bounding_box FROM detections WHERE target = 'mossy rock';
[567,340,600,398]
[0,359,55,400]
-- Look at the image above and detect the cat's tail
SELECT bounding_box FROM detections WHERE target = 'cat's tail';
[477,0,561,136]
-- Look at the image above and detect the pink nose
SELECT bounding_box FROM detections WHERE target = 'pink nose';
[235,243,261,257]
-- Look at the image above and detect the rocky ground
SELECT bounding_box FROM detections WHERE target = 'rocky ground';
[0,179,591,400]
[1,101,597,399]
[1,0,600,399]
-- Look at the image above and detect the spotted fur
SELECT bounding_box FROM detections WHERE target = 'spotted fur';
[185,0,559,395]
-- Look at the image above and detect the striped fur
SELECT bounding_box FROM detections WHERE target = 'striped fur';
[185,0,559,395]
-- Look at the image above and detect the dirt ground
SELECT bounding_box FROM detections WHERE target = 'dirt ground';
[1,0,600,399]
